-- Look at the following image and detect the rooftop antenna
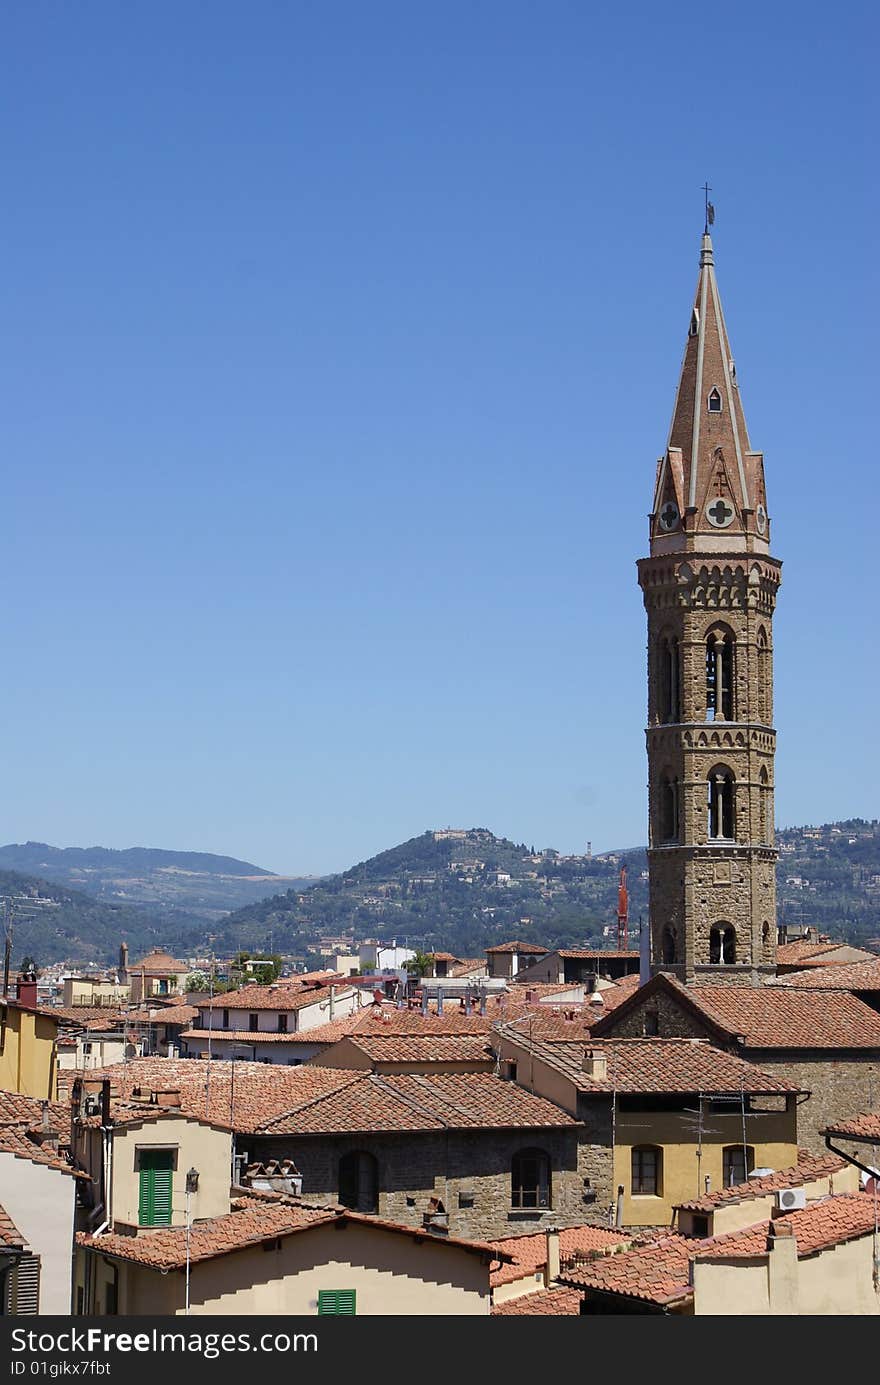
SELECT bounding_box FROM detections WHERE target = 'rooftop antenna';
[702,181,715,233]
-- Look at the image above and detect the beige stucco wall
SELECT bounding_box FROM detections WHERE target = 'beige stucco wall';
[85,1220,492,1316]
[693,1234,880,1315]
[111,1117,232,1228]
[492,1273,547,1305]
[613,1108,797,1226]
[0,1151,77,1312]
[63,979,129,1007]
[0,1006,58,1098]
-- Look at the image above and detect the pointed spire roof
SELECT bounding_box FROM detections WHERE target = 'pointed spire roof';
[649,233,770,555]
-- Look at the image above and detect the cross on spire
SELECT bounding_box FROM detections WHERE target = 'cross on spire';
[702,181,715,233]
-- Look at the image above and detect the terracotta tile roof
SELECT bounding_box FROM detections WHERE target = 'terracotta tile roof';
[270,1013,367,1045]
[689,983,880,1048]
[674,1151,848,1213]
[198,982,355,1013]
[260,1007,494,1046]
[40,1006,128,1028]
[488,1225,628,1286]
[559,1233,698,1306]
[430,953,459,963]
[497,1035,801,1095]
[0,1126,88,1179]
[447,959,486,978]
[695,1193,880,1260]
[0,1091,70,1131]
[129,950,188,974]
[599,975,643,1011]
[0,1204,27,1251]
[823,1111,880,1142]
[335,1035,493,1065]
[260,1071,579,1136]
[494,1010,596,1044]
[128,1004,199,1025]
[769,959,880,992]
[77,1198,501,1270]
[70,1058,364,1133]
[485,941,549,955]
[776,942,843,965]
[492,1287,584,1315]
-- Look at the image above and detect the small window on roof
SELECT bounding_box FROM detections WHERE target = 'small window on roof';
[708,388,722,413]
[689,309,699,337]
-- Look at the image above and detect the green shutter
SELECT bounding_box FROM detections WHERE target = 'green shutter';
[317,1290,356,1316]
[138,1150,174,1226]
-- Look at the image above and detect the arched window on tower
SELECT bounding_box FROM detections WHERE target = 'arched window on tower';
[708,387,723,413]
[661,928,676,964]
[707,767,735,840]
[709,923,736,964]
[706,630,735,721]
[762,921,772,959]
[656,633,680,723]
[658,774,679,842]
[759,767,771,845]
[757,627,770,725]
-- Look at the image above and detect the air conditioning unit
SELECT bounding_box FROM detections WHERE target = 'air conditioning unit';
[775,1187,806,1212]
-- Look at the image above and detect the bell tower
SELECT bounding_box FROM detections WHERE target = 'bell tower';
[637,230,780,984]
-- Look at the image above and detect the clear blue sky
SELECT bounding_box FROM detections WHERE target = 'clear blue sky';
[2,2,877,875]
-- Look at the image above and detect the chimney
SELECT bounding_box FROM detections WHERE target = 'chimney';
[16,973,38,1009]
[479,991,487,1017]
[329,985,335,1020]
[766,1222,799,1313]
[544,1227,560,1286]
[119,942,129,976]
[581,1047,607,1080]
[420,988,428,1015]
[152,1088,182,1108]
[437,989,444,1015]
[39,1099,60,1151]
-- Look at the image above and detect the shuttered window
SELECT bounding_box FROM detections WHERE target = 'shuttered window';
[5,1254,41,1314]
[317,1290,356,1316]
[138,1149,174,1226]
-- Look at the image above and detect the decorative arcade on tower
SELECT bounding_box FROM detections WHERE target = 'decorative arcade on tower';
[638,227,781,985]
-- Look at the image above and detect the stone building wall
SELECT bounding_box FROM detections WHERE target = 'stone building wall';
[739,1052,880,1155]
[246,1125,609,1242]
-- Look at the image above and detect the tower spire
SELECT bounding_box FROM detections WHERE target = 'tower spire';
[649,232,769,557]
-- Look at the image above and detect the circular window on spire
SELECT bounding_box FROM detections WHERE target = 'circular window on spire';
[658,500,680,532]
[756,504,767,535]
[706,497,735,529]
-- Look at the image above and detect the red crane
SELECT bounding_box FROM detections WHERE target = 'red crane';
[617,866,628,950]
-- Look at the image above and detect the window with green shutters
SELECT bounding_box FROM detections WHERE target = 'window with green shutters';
[138,1149,174,1226]
[317,1290,356,1316]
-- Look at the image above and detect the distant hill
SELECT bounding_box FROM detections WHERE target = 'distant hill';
[202,820,880,962]
[0,842,272,878]
[0,870,201,968]
[0,843,318,928]
[202,828,650,960]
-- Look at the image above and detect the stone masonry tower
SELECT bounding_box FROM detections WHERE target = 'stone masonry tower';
[637,230,780,985]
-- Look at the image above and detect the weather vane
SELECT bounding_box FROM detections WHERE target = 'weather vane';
[702,181,715,233]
